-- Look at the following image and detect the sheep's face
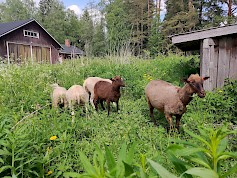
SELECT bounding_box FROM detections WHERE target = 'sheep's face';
[186,74,209,98]
[111,76,125,87]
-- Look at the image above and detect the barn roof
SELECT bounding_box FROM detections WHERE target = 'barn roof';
[0,19,61,48]
[171,24,237,51]
[60,44,84,55]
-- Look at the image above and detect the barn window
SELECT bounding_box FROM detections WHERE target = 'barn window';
[23,30,39,38]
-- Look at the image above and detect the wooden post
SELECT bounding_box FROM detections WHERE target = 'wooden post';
[200,38,218,91]
[6,41,10,64]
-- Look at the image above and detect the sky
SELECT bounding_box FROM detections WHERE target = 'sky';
[63,0,99,16]
[0,0,166,19]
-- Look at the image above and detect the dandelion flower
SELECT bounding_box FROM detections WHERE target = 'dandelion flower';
[50,136,57,140]
[46,170,53,176]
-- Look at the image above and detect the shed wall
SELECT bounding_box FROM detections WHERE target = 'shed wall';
[201,36,237,90]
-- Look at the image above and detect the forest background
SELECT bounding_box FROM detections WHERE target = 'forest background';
[1,0,237,57]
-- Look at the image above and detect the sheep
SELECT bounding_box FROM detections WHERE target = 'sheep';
[51,83,67,109]
[65,85,89,110]
[93,76,125,116]
[145,74,209,131]
[83,77,112,107]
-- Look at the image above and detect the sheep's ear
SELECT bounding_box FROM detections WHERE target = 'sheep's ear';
[202,76,210,81]
[183,78,189,83]
[110,78,114,81]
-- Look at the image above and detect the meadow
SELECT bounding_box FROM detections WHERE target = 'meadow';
[0,55,236,177]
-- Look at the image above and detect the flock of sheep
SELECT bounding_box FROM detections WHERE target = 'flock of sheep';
[51,74,209,131]
[51,76,125,116]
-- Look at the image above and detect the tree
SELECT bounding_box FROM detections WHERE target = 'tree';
[105,0,131,55]
[147,15,165,56]
[78,10,94,57]
[92,20,106,56]
[163,0,198,35]
[0,0,36,22]
[37,0,66,43]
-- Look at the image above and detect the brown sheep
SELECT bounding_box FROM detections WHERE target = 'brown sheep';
[145,74,209,131]
[83,77,112,107]
[93,76,125,116]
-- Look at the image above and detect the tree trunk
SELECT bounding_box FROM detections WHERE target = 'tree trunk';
[228,0,232,17]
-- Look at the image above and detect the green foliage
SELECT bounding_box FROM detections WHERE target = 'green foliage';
[166,126,237,177]
[0,0,36,22]
[185,79,237,124]
[0,55,236,177]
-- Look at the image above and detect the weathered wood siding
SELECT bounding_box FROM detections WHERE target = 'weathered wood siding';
[201,36,237,90]
[0,21,60,64]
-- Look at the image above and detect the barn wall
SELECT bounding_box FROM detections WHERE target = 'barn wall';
[0,21,60,64]
[201,35,237,90]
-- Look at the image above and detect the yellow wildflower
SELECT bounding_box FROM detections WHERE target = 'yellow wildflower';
[219,90,223,93]
[46,170,53,176]
[50,136,57,140]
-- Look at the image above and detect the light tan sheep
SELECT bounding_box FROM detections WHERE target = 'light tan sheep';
[145,74,209,132]
[51,83,67,109]
[65,85,89,110]
[83,77,112,106]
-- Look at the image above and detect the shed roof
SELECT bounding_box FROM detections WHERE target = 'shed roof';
[171,24,237,50]
[60,44,84,55]
[0,19,61,48]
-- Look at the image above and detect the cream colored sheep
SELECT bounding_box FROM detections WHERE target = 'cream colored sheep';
[65,85,89,110]
[51,83,67,109]
[83,77,112,106]
[145,74,209,131]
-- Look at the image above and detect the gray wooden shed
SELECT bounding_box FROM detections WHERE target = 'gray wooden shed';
[172,24,237,91]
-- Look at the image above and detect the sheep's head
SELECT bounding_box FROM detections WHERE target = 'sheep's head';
[51,83,59,89]
[184,74,209,98]
[111,76,125,87]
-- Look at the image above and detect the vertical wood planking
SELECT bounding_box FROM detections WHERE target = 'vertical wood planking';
[217,37,230,88]
[213,43,219,88]
[229,38,237,80]
[201,38,214,91]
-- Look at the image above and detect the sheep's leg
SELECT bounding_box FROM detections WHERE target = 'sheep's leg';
[52,101,58,109]
[175,115,182,133]
[93,97,98,111]
[165,113,173,132]
[148,100,157,125]
[100,100,105,110]
[90,92,95,107]
[106,100,110,116]
[116,101,119,112]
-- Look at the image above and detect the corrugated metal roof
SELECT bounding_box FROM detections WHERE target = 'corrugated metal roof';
[60,44,84,55]
[0,19,34,37]
[0,19,62,48]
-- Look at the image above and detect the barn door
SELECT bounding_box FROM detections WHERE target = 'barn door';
[32,46,50,63]
[8,43,31,63]
[8,42,51,64]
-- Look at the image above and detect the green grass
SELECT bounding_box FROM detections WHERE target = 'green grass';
[0,55,236,177]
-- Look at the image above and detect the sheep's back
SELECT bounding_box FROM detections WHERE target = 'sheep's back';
[145,80,181,112]
[83,77,112,93]
[53,87,67,97]
[94,81,112,100]
[66,85,89,103]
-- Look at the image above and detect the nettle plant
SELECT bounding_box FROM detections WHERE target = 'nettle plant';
[154,126,237,178]
[63,126,237,178]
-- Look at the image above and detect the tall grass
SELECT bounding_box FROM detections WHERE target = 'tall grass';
[0,55,236,177]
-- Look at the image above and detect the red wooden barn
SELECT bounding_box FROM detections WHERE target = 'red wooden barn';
[0,19,62,64]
